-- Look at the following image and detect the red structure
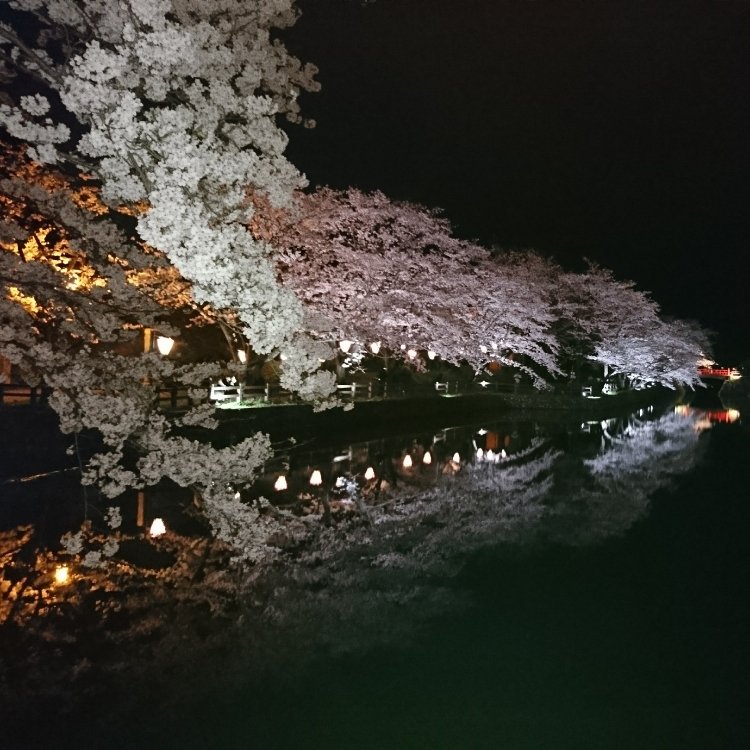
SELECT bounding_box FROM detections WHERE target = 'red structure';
[697,366,739,380]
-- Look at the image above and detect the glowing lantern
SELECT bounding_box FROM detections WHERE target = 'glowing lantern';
[149,518,166,537]
[407,348,417,359]
[339,340,353,353]
[237,350,247,364]
[480,344,488,354]
[274,475,288,491]
[402,454,413,469]
[422,451,432,465]
[54,565,70,586]
[156,336,175,356]
[427,350,437,360]
[400,344,406,350]
[364,466,376,480]
[234,491,241,500]
[309,470,323,486]
[369,341,381,354]
[452,452,460,463]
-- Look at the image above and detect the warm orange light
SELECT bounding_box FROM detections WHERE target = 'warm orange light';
[54,565,70,585]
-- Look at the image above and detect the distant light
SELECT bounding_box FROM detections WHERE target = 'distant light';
[274,475,288,491]
[480,345,488,354]
[422,451,432,465]
[477,428,488,435]
[156,336,174,356]
[400,344,407,351]
[237,350,247,364]
[364,466,376,480]
[234,491,241,501]
[279,353,288,361]
[369,341,381,354]
[479,380,490,388]
[427,350,437,360]
[339,340,353,353]
[309,469,323,486]
[500,449,507,459]
[54,565,70,586]
[149,518,166,537]
[452,452,460,463]
[407,348,417,359]
[728,409,741,422]
[402,454,413,468]
[335,476,347,488]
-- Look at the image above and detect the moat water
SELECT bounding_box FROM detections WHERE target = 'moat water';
[1,399,748,750]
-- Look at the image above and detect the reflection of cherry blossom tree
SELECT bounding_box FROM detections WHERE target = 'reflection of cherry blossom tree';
[0,404,714,734]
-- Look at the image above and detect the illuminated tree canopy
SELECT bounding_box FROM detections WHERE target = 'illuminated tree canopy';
[0,0,712,559]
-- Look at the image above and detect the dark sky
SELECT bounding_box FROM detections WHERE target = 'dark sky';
[283,0,750,362]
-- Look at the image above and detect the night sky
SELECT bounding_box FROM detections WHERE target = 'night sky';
[282,0,750,362]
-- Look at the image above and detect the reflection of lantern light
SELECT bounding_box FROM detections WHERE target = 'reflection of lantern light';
[54,565,70,585]
[452,452,460,463]
[402,454,413,468]
[149,518,166,537]
[500,449,507,459]
[407,348,417,359]
[422,451,432,465]
[274,475,287,491]
[427,350,436,360]
[369,341,381,354]
[234,491,241,501]
[309,470,323,486]
[364,466,376,480]
[156,336,174,356]
[476,448,484,459]
[486,449,496,461]
[339,340,353,353]
[237,350,247,364]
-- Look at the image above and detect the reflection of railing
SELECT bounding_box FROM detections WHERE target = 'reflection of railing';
[0,384,51,406]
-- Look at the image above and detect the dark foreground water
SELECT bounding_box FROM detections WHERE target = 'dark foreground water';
[2,402,749,750]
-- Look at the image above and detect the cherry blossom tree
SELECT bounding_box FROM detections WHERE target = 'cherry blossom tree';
[0,0,334,398]
[256,187,562,384]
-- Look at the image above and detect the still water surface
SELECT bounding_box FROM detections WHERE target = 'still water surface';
[2,402,749,750]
